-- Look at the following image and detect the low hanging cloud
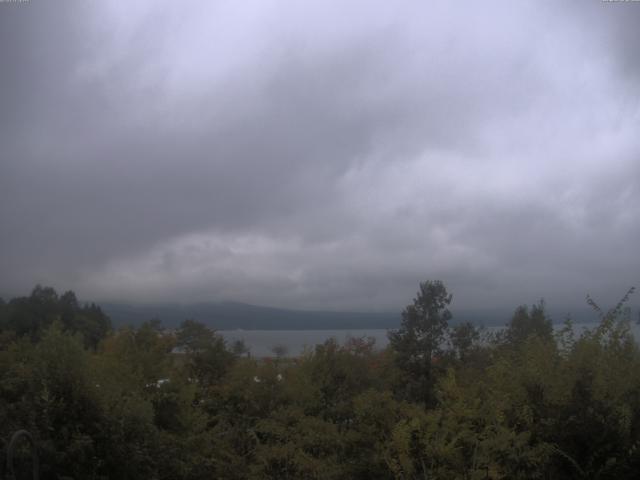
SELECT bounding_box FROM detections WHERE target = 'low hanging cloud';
[1,0,639,313]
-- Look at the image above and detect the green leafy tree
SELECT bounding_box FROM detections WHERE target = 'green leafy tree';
[0,286,111,348]
[388,280,452,405]
[450,321,481,361]
[505,300,553,347]
[176,319,235,388]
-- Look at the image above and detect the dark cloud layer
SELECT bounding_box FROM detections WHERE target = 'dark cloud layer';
[1,0,639,313]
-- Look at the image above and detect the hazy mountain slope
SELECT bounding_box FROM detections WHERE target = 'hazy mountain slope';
[100,301,527,330]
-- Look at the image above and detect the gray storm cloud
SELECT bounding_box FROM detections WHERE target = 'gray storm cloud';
[1,0,639,313]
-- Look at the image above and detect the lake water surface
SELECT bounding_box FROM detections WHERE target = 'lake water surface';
[219,322,640,357]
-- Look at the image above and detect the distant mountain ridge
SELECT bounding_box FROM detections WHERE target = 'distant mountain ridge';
[3,289,609,330]
[100,301,527,330]
[100,302,400,330]
[101,301,401,330]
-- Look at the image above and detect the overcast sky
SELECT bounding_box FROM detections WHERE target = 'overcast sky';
[1,0,639,313]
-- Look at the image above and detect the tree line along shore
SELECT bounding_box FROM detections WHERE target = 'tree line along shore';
[1,282,639,479]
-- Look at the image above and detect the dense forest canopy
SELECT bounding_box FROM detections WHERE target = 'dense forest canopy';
[1,282,639,479]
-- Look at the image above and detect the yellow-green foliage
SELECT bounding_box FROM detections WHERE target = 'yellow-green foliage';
[2,286,640,479]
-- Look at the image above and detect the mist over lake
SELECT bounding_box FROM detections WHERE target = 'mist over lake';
[219,321,640,357]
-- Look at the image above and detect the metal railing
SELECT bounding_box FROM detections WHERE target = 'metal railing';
[1,430,39,480]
